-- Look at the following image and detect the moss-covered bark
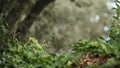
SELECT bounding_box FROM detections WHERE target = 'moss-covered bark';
[16,0,55,40]
[0,0,55,40]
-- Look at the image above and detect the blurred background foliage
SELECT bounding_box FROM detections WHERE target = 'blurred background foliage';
[29,0,115,53]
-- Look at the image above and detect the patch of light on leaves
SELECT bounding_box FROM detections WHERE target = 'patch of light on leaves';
[106,1,116,9]
[103,35,110,41]
[104,26,109,31]
[95,15,100,22]
[90,15,100,23]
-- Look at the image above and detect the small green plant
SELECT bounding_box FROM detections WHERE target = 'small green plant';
[0,36,73,68]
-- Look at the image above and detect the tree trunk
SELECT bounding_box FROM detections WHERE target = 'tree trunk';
[5,0,30,31]
[0,0,55,40]
[16,0,55,40]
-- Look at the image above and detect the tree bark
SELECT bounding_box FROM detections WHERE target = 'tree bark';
[0,0,55,54]
[0,0,55,40]
[15,0,55,40]
[5,0,35,32]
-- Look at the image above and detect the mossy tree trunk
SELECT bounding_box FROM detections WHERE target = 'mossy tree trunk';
[0,0,55,40]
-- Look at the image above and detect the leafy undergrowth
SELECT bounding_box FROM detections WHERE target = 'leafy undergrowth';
[72,38,120,68]
[0,33,120,68]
